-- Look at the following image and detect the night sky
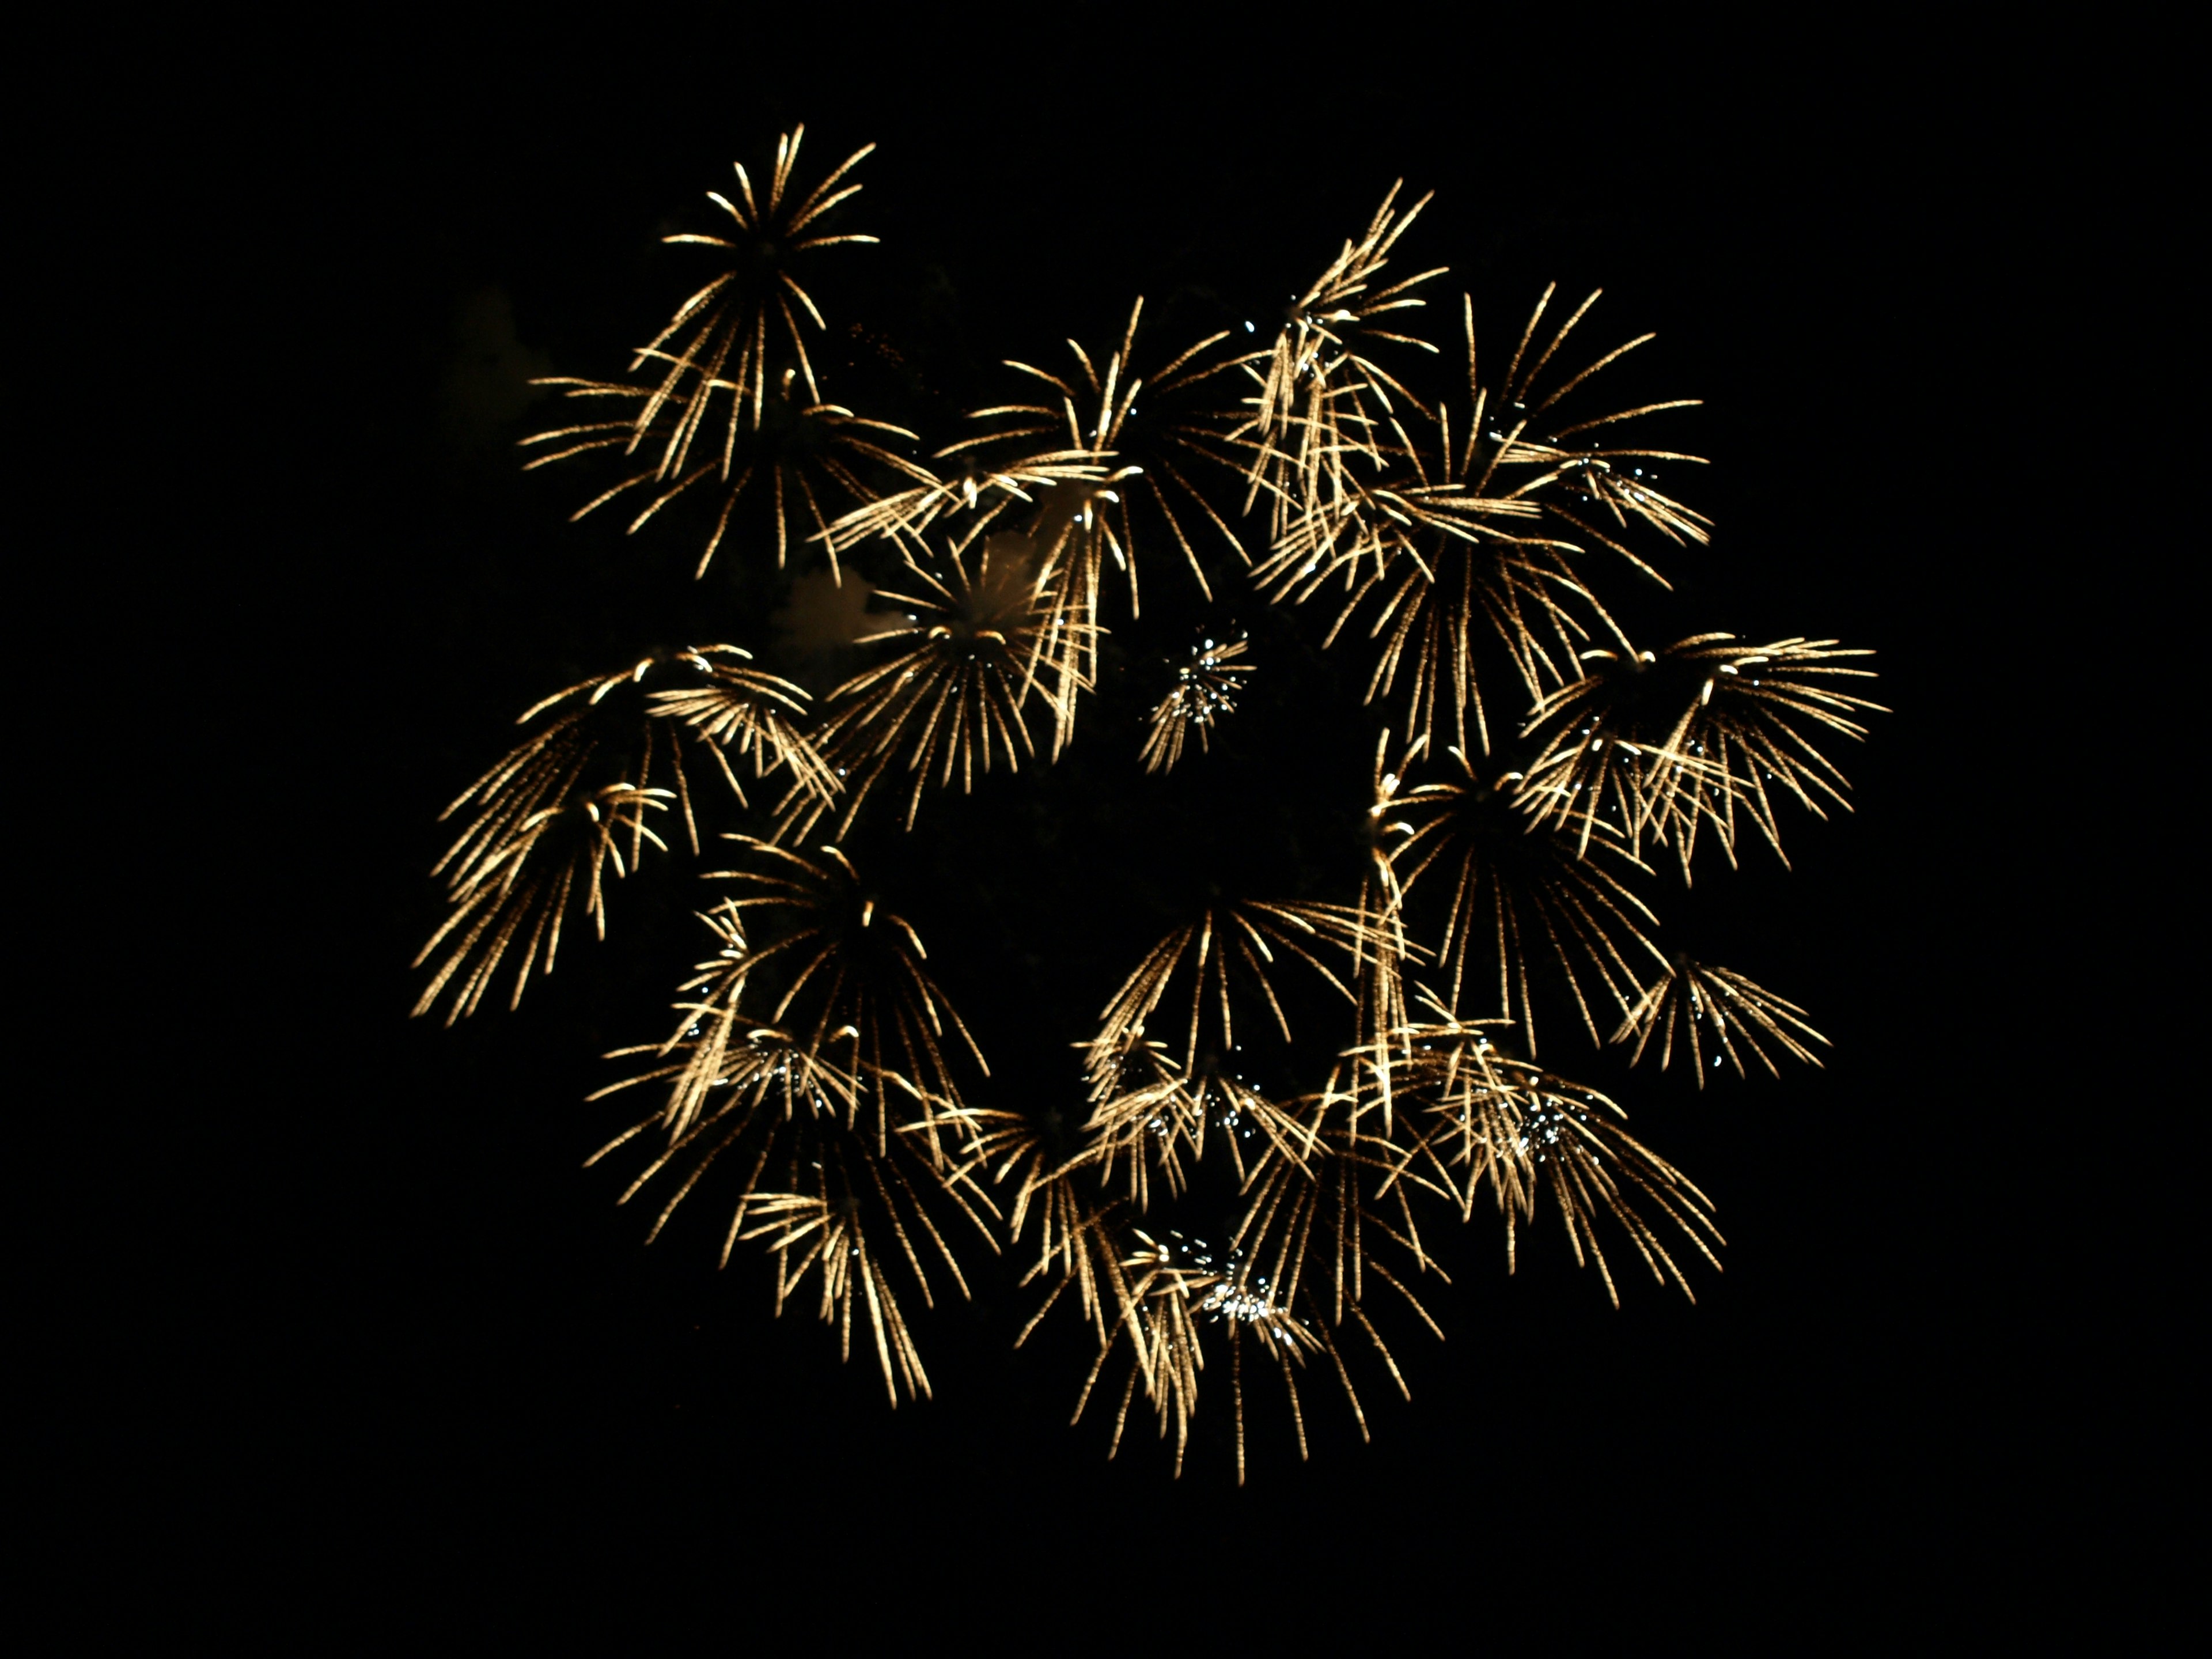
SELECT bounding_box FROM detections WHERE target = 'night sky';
[150,9,2157,1641]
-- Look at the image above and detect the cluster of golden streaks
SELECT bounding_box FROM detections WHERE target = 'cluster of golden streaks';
[636,128,873,452]
[588,1092,998,1403]
[1519,635,1885,874]
[1347,730,1429,1127]
[1392,747,1665,1052]
[809,451,1116,565]
[819,464,1129,760]
[695,837,987,1128]
[414,648,815,1022]
[1237,181,1448,535]
[415,778,671,1023]
[949,297,1259,599]
[1076,1229,1340,1482]
[1071,1045,1322,1210]
[777,529,1081,840]
[1465,283,1711,579]
[524,374,935,578]
[1139,636,1253,774]
[1249,281,1719,755]
[1374,993,1722,1304]
[642,649,838,806]
[1612,957,1828,1082]
[1086,900,1393,1086]
[1229,1077,1446,1347]
[584,862,1001,1403]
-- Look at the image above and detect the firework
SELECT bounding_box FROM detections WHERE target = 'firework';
[412,648,821,1022]
[1140,635,1253,773]
[584,851,998,1402]
[1252,286,1715,753]
[1612,956,1828,1081]
[525,379,935,578]
[1392,747,1664,1051]
[1073,1228,1343,1481]
[1239,183,1448,534]
[778,528,1080,839]
[518,126,926,575]
[425,136,1879,1474]
[1378,990,1722,1301]
[1087,899,1392,1085]
[954,297,1257,594]
[693,836,986,1123]
[1521,635,1884,873]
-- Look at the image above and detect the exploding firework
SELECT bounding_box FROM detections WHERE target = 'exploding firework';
[584,846,998,1400]
[521,126,920,575]
[1520,635,1885,872]
[413,648,823,1022]
[420,148,1879,1474]
[1612,956,1829,1081]
[778,528,1081,838]
[1140,635,1253,773]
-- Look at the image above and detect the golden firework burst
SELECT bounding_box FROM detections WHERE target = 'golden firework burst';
[412,648,822,1022]
[1139,635,1253,773]
[422,132,1881,1476]
[778,528,1081,838]
[1612,956,1828,1081]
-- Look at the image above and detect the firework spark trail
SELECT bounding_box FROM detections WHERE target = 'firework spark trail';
[1382,992,1724,1303]
[1391,748,1666,1052]
[516,126,937,575]
[1520,635,1885,874]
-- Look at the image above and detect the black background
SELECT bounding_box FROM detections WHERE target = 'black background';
[98,5,2163,1642]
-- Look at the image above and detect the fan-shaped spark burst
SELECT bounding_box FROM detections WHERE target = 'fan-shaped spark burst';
[819,451,1142,760]
[1517,635,1883,873]
[1238,182,1448,532]
[1071,1228,1341,1482]
[778,530,1078,838]
[412,649,820,1022]
[948,298,1258,594]
[1612,956,1828,1081]
[1087,900,1392,1086]
[1385,992,1722,1303]
[584,862,998,1403]
[1253,287,1713,753]
[1071,1044,1321,1209]
[1392,748,1664,1051]
[524,373,935,577]
[567,128,870,445]
[692,836,987,1126]
[1140,635,1252,773]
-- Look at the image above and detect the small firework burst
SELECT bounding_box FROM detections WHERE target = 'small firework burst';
[1139,635,1252,772]
[1238,181,1447,535]
[521,126,904,574]
[949,298,1258,594]
[1612,956,1828,1081]
[779,529,1078,838]
[1392,748,1664,1052]
[1385,992,1722,1302]
[1518,634,1884,872]
[1086,899,1391,1084]
[584,849,997,1402]
[412,648,821,1022]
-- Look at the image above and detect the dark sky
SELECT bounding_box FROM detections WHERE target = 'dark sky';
[155,8,2154,1641]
